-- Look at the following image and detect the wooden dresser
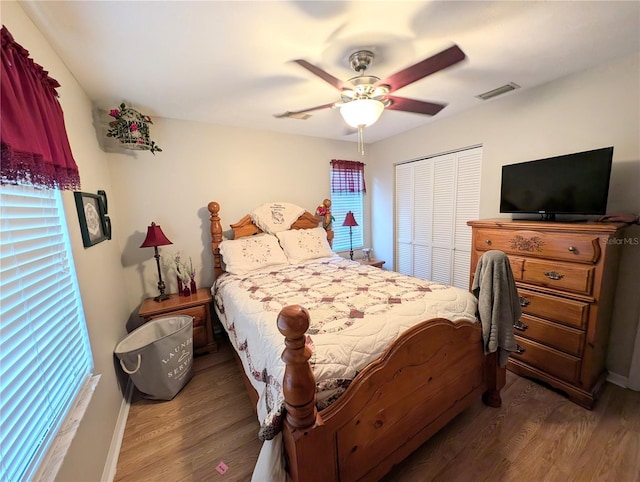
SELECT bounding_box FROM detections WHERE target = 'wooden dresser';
[468,220,624,409]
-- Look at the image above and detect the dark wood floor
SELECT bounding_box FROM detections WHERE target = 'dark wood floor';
[115,341,640,482]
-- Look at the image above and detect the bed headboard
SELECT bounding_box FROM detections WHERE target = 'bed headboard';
[207,199,334,279]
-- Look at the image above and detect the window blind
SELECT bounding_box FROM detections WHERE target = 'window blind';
[330,191,364,252]
[330,160,365,253]
[0,184,93,482]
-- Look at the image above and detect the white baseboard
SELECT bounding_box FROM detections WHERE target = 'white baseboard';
[606,371,629,389]
[101,380,133,482]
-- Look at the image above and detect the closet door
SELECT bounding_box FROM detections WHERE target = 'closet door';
[395,163,414,276]
[394,147,481,289]
[452,148,482,288]
[412,161,433,280]
[431,155,455,285]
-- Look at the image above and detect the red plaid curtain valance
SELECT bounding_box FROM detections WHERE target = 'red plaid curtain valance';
[1,25,80,190]
[330,159,366,193]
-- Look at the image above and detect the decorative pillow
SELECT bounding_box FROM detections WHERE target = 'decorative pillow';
[250,202,305,234]
[276,227,335,264]
[219,234,289,276]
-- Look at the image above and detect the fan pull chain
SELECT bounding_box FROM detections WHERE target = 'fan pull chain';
[357,125,365,155]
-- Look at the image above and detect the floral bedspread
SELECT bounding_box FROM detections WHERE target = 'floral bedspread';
[213,256,477,440]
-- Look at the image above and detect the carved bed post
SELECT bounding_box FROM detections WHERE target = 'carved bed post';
[207,201,224,279]
[277,305,330,482]
[482,351,505,407]
[277,305,317,429]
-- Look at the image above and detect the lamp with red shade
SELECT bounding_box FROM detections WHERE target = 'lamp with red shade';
[342,211,359,260]
[140,222,173,301]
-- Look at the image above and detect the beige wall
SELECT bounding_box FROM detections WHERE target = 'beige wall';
[104,118,367,324]
[3,3,131,481]
[369,53,640,380]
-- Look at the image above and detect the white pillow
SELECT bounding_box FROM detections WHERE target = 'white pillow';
[276,227,335,264]
[250,202,305,234]
[219,234,289,276]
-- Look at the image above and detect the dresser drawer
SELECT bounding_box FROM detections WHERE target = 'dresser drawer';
[515,314,585,356]
[512,336,581,383]
[475,228,601,264]
[150,305,205,326]
[518,288,589,329]
[150,305,207,348]
[522,259,594,295]
[174,306,207,348]
[508,256,524,280]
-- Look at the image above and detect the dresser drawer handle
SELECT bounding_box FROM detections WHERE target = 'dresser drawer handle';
[519,296,530,307]
[485,239,492,245]
[515,344,526,355]
[514,320,529,331]
[568,246,577,252]
[543,270,564,280]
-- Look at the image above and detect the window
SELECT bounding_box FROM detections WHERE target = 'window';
[0,183,93,482]
[330,160,365,252]
[331,191,364,252]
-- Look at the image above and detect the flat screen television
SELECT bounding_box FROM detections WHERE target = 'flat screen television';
[500,147,613,221]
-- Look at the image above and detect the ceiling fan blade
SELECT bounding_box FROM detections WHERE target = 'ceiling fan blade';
[294,59,344,90]
[386,96,446,116]
[377,44,466,93]
[273,102,336,120]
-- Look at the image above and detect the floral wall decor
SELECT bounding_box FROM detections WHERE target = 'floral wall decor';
[315,203,335,229]
[106,102,162,154]
[165,251,197,296]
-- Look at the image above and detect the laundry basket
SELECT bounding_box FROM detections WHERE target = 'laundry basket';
[114,315,194,400]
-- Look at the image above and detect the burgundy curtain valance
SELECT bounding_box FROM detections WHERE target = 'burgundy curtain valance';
[1,25,80,190]
[330,159,366,193]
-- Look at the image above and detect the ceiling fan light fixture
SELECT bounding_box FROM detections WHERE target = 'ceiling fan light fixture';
[339,99,385,128]
[340,99,384,156]
[278,44,467,154]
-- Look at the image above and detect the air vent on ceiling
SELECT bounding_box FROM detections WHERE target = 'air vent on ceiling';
[476,82,520,100]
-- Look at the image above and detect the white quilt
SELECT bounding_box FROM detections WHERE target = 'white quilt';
[213,257,478,442]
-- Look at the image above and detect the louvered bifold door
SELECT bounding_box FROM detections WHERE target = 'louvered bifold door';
[430,155,455,285]
[394,146,481,289]
[452,148,482,289]
[411,161,433,281]
[395,163,414,276]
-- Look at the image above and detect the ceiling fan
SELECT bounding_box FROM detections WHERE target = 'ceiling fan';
[274,44,466,153]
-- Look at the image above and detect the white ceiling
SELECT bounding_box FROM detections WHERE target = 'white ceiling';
[20,1,640,143]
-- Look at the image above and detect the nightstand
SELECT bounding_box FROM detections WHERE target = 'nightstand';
[359,259,385,269]
[138,288,217,355]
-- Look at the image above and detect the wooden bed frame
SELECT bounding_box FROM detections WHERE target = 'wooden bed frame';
[207,200,505,482]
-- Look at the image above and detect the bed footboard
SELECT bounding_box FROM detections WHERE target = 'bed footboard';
[277,305,318,429]
[277,304,505,482]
